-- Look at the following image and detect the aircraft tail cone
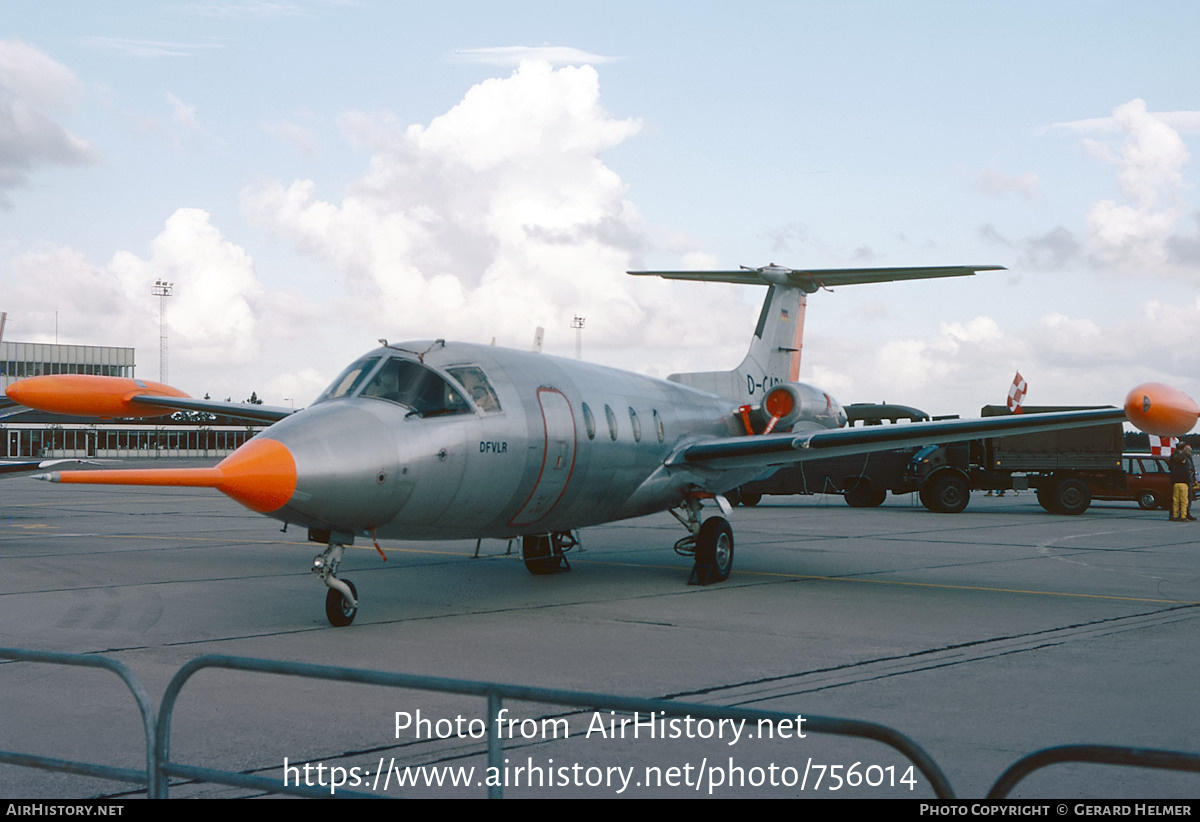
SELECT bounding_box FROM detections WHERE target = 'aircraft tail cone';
[1125,383,1200,437]
[39,437,297,514]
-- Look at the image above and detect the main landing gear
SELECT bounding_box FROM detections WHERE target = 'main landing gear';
[520,531,577,575]
[671,497,735,585]
[313,540,358,627]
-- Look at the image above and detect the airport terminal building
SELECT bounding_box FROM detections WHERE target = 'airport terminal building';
[1,340,263,460]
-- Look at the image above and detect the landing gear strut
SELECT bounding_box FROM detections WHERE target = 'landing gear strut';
[671,497,735,585]
[521,532,577,575]
[312,541,358,627]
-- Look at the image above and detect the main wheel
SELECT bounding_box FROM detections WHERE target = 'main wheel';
[844,478,886,508]
[695,517,734,582]
[325,579,358,627]
[522,534,561,575]
[739,492,762,507]
[923,474,969,514]
[1137,490,1160,510]
[1047,478,1090,515]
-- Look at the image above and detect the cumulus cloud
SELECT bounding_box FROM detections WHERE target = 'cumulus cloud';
[4,209,268,393]
[10,60,749,403]
[0,40,97,205]
[1054,99,1198,276]
[110,209,264,367]
[242,60,743,370]
[816,299,1199,417]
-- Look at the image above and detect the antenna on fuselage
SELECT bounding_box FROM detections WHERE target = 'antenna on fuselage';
[531,327,544,352]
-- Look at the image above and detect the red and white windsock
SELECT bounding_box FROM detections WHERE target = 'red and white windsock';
[1007,371,1027,413]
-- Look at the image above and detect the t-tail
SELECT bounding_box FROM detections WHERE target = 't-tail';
[628,263,1005,404]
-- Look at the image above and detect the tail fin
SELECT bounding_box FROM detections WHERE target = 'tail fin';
[628,263,1002,404]
[669,284,806,403]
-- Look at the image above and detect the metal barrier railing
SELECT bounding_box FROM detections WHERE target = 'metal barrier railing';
[155,653,954,798]
[0,647,160,797]
[987,744,1200,799]
[4,647,1199,799]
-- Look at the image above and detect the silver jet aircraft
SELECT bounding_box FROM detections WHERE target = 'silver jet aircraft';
[5,265,1197,626]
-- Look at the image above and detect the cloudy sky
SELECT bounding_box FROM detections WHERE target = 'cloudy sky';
[1,1,1198,417]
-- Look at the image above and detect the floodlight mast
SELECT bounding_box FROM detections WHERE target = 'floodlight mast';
[152,280,173,382]
[571,315,585,360]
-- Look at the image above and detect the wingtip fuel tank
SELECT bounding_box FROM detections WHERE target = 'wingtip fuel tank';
[4,374,190,419]
[1124,382,1200,437]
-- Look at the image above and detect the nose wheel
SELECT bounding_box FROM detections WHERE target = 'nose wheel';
[325,579,358,627]
[313,542,358,626]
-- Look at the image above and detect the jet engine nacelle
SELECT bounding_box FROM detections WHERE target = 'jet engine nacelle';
[750,382,847,434]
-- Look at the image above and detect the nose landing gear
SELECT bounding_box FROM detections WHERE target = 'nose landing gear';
[312,541,358,627]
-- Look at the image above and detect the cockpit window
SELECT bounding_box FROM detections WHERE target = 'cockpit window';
[314,355,382,404]
[360,357,470,417]
[446,365,502,413]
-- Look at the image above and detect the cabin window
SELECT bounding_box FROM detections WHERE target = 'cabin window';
[315,355,382,403]
[446,365,502,412]
[581,402,596,440]
[653,410,665,443]
[604,404,618,441]
[629,407,642,442]
[359,357,470,417]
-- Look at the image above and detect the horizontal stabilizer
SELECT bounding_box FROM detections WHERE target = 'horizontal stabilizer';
[629,264,1004,294]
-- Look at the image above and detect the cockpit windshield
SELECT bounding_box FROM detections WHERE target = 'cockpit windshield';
[314,355,381,404]
[446,365,502,413]
[359,357,471,417]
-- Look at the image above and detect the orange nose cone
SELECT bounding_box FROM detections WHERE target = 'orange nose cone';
[1125,382,1200,437]
[214,437,297,513]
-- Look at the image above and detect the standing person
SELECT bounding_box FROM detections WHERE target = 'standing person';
[1186,443,1197,521]
[1169,444,1193,521]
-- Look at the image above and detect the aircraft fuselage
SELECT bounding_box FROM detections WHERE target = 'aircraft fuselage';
[262,341,813,542]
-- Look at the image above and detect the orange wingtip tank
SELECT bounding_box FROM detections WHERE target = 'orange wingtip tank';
[1124,383,1200,437]
[4,374,190,419]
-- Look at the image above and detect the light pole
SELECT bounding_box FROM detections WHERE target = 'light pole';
[152,279,173,382]
[571,315,585,360]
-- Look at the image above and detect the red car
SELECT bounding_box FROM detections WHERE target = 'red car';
[1089,453,1177,510]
